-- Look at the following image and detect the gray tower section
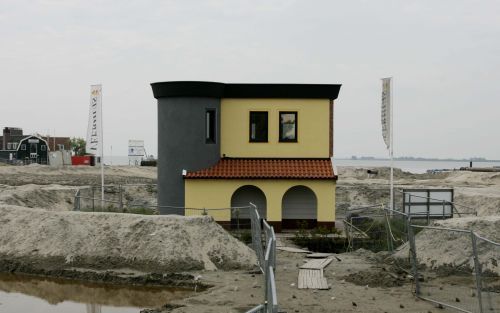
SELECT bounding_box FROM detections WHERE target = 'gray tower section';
[157,97,220,214]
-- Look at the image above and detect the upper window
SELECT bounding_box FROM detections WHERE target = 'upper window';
[279,112,297,142]
[21,144,26,150]
[206,109,216,144]
[58,144,64,150]
[7,143,12,150]
[249,111,268,142]
[41,145,47,151]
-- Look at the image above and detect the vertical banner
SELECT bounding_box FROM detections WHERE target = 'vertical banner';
[86,85,102,155]
[381,77,391,150]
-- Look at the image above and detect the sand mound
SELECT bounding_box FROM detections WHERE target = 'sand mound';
[0,206,257,272]
[0,165,156,186]
[0,184,77,211]
[454,186,500,216]
[395,217,500,275]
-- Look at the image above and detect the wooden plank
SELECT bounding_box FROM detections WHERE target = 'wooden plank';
[306,253,334,258]
[277,246,310,253]
[300,258,333,270]
[297,269,330,290]
[298,270,303,288]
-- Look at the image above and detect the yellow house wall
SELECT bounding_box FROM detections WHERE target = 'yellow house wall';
[184,179,336,222]
[220,99,331,158]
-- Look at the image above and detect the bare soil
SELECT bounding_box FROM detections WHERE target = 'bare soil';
[0,164,499,312]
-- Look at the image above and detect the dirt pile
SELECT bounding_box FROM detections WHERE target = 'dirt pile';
[395,216,500,275]
[0,206,257,272]
[0,184,77,211]
[0,165,156,186]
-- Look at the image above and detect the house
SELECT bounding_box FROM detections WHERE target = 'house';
[42,136,71,152]
[151,81,341,231]
[0,127,49,164]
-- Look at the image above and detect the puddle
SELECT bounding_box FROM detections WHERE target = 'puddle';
[0,272,192,312]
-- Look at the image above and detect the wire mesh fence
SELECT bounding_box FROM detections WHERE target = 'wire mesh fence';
[74,184,254,230]
[74,184,158,214]
[475,234,500,313]
[409,224,500,313]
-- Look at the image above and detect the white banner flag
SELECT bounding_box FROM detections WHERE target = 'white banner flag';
[381,77,391,149]
[86,85,102,155]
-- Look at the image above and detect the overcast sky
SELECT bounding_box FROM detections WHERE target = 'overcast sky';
[1,0,499,159]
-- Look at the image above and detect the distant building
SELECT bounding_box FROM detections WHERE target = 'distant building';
[151,81,341,231]
[42,136,71,152]
[128,140,146,166]
[0,127,70,165]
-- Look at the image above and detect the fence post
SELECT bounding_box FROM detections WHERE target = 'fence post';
[236,208,240,232]
[92,187,95,212]
[442,200,445,219]
[408,218,420,296]
[384,211,393,251]
[119,184,124,212]
[470,231,484,313]
[408,194,412,217]
[74,190,80,211]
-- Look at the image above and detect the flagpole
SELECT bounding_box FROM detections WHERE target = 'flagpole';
[390,77,394,211]
[100,86,104,206]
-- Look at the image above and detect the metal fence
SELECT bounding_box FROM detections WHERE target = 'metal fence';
[74,184,254,229]
[0,157,48,165]
[247,203,278,313]
[409,224,500,313]
[344,206,431,252]
[344,190,479,252]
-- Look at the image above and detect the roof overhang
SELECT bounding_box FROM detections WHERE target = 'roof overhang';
[151,81,341,100]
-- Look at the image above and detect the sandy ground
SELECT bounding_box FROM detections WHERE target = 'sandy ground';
[0,206,256,272]
[396,216,500,275]
[0,164,499,312]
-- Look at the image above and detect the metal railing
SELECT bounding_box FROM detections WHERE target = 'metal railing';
[247,203,278,313]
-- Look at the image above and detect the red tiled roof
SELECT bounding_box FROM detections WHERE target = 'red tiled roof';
[185,158,336,180]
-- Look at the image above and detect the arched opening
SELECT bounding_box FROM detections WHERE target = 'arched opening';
[281,185,317,229]
[230,185,267,228]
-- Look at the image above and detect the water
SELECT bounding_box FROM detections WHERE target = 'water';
[334,159,500,174]
[103,156,500,174]
[0,273,191,313]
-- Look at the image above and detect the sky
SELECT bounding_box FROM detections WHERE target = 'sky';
[1,0,499,160]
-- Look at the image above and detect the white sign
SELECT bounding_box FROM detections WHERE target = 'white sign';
[86,85,102,155]
[28,139,39,143]
[128,140,146,156]
[381,78,391,150]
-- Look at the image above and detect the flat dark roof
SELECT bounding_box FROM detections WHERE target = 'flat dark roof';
[151,81,341,100]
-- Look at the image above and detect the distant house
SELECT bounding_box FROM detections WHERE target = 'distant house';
[42,136,71,152]
[151,81,341,231]
[0,128,49,164]
[0,127,71,165]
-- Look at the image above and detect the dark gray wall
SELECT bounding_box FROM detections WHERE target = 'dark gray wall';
[157,97,221,214]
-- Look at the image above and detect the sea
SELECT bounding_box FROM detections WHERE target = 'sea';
[104,156,500,174]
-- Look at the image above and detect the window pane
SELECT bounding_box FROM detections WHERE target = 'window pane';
[249,112,268,142]
[205,109,216,143]
[280,112,297,141]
